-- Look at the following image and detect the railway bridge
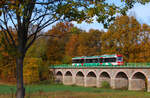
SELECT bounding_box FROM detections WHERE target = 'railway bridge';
[49,63,150,92]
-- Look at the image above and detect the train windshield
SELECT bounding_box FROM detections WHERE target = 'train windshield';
[117,57,123,61]
[72,59,84,63]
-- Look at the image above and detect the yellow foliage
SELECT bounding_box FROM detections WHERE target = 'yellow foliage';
[23,58,42,84]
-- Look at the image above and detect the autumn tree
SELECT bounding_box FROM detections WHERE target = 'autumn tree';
[65,27,83,59]
[26,38,47,59]
[46,22,74,64]
[0,0,149,98]
[138,24,150,62]
[84,29,103,55]
[0,30,17,82]
[75,29,103,56]
[103,16,141,62]
[0,1,93,97]
[23,58,41,84]
[26,37,49,81]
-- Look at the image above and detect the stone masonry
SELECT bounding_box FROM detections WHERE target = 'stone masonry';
[50,67,150,92]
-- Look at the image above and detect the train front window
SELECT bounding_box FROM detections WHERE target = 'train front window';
[118,57,122,61]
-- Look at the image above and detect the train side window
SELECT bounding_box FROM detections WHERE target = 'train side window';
[92,58,98,63]
[85,58,98,63]
[109,58,116,62]
[86,59,91,63]
[80,59,84,63]
[72,59,77,63]
[99,58,104,63]
[104,58,109,62]
[104,58,116,62]
[72,59,84,63]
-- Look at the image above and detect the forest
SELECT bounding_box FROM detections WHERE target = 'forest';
[0,15,150,83]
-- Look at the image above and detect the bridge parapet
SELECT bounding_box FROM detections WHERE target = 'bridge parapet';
[50,63,150,68]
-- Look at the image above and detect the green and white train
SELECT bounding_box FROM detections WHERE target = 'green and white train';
[72,54,123,66]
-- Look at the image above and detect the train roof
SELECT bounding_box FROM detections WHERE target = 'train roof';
[72,54,122,59]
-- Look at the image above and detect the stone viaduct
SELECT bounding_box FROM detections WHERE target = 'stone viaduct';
[49,67,150,92]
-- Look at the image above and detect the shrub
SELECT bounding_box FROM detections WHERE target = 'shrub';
[101,81,110,88]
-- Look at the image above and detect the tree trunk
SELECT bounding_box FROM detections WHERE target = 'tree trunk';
[16,57,25,98]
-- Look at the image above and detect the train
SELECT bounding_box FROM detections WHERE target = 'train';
[72,54,123,66]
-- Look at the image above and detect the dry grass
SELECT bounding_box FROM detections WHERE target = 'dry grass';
[0,91,150,98]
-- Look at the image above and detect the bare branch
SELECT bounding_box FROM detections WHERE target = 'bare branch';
[3,9,16,47]
[38,18,59,32]
[30,13,50,23]
[25,32,36,53]
[2,0,61,6]
[27,17,58,41]
[27,6,49,40]
[36,33,61,38]
[0,18,5,23]
[0,26,11,46]
[25,16,60,53]
[35,0,61,5]
[23,0,36,28]
[8,12,17,31]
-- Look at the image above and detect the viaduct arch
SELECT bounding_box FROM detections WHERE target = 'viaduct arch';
[51,67,150,92]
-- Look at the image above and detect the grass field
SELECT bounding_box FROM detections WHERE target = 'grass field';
[0,84,150,98]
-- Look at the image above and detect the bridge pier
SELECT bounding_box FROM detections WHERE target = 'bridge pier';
[62,75,65,84]
[63,71,73,85]
[128,79,146,91]
[55,71,63,84]
[111,78,116,89]
[128,79,132,90]
[84,76,87,87]
[114,78,128,89]
[76,71,85,86]
[72,74,76,85]
[147,79,150,92]
[86,72,97,87]
[96,77,100,88]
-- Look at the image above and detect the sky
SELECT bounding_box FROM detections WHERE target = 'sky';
[44,1,150,32]
[72,2,150,32]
